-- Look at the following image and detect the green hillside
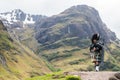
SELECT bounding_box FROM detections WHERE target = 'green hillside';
[0,20,51,80]
[38,38,120,72]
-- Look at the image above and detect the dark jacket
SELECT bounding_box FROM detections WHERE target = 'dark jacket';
[90,43,102,53]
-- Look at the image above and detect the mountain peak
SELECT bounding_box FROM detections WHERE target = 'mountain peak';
[73,5,93,9]
[61,5,98,16]
[0,9,46,28]
[35,5,116,44]
[11,9,24,14]
[70,5,93,10]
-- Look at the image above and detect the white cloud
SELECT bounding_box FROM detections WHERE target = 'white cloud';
[0,0,120,38]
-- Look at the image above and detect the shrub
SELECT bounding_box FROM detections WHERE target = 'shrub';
[69,60,79,65]
[100,61,120,71]
[112,66,120,71]
[87,65,94,71]
[78,59,85,62]
[52,74,65,79]
[69,59,85,65]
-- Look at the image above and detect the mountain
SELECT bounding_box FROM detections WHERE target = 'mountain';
[0,20,51,80]
[35,5,120,71]
[0,9,46,28]
[35,5,116,46]
[0,9,46,51]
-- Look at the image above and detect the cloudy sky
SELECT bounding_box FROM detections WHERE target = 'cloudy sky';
[0,0,120,38]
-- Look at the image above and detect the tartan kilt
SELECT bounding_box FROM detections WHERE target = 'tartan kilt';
[91,52,102,62]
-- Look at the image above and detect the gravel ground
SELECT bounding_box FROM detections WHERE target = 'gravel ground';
[68,71,119,80]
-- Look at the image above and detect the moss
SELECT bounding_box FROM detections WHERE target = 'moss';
[66,75,81,80]
[25,72,65,80]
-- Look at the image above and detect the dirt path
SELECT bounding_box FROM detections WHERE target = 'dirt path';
[68,72,118,80]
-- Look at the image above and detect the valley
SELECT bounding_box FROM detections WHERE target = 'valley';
[0,5,120,80]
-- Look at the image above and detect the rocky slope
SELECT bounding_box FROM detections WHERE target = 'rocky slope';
[35,5,116,46]
[0,9,44,51]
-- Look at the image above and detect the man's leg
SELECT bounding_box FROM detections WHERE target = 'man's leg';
[95,61,100,71]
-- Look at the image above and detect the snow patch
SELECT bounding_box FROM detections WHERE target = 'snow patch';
[0,9,37,28]
[23,14,35,24]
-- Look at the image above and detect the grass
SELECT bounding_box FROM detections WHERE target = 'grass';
[39,45,91,72]
[0,31,14,50]
[0,22,51,80]
[25,72,81,80]
[37,40,120,72]
[25,72,65,80]
[66,75,81,80]
[42,52,72,61]
[69,59,85,65]
[10,26,39,52]
[0,42,51,80]
[42,57,60,72]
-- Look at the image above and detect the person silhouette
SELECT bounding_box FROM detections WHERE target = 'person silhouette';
[90,33,104,71]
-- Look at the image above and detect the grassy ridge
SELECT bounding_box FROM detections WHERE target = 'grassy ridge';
[0,21,51,80]
[37,37,120,72]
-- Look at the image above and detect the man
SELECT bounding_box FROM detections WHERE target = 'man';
[90,33,104,71]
